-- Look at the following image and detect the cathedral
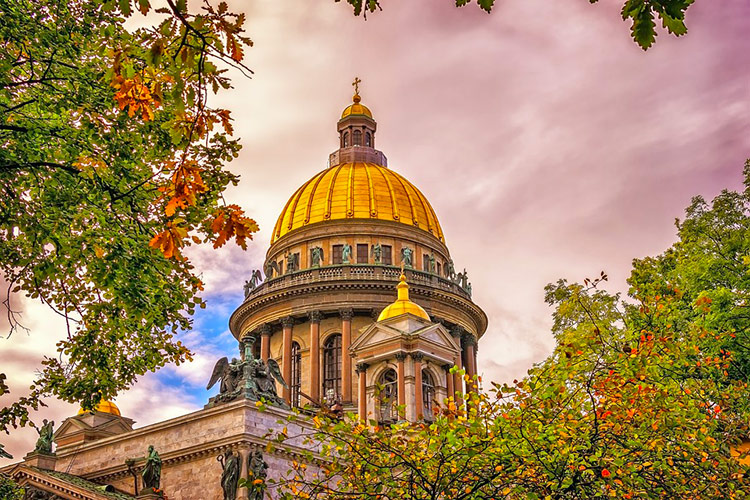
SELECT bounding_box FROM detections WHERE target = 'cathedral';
[2,86,487,499]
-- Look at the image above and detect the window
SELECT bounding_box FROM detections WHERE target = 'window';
[382,245,392,265]
[365,132,372,147]
[353,130,362,146]
[436,262,441,276]
[291,342,302,408]
[422,370,435,419]
[277,260,284,275]
[332,245,343,265]
[423,254,430,272]
[378,369,398,423]
[323,334,342,400]
[356,244,368,264]
[342,131,349,148]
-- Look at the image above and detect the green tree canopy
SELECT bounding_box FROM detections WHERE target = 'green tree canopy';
[0,0,256,431]
[342,0,696,50]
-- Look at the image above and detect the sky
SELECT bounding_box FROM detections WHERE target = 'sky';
[2,0,750,464]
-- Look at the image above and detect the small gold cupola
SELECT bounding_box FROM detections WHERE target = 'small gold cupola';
[77,399,121,416]
[378,272,430,322]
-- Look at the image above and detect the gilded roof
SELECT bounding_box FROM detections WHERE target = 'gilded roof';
[271,163,444,244]
[378,273,430,322]
[77,399,121,416]
[340,93,372,119]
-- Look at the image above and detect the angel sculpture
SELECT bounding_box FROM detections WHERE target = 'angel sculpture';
[207,342,290,408]
[246,357,288,407]
[207,357,245,403]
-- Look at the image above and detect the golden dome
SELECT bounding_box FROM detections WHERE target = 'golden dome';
[271,162,444,244]
[341,93,372,119]
[77,400,121,416]
[378,273,430,321]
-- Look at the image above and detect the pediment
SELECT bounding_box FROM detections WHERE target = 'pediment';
[351,315,459,356]
[11,464,135,499]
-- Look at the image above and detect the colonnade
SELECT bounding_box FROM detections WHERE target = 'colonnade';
[255,312,479,413]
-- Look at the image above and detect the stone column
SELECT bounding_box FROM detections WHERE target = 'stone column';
[451,326,464,402]
[444,363,454,398]
[340,308,353,403]
[395,352,406,407]
[259,324,271,362]
[462,332,478,394]
[281,316,294,403]
[308,311,322,404]
[237,445,251,500]
[356,362,369,421]
[413,353,424,420]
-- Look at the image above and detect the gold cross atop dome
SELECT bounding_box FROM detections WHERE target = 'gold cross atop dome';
[352,77,362,104]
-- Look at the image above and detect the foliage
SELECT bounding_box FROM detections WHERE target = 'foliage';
[339,0,696,50]
[627,160,750,382]
[272,171,750,498]
[0,0,256,431]
[0,475,24,500]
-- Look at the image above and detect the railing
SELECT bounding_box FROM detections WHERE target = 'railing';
[243,264,471,302]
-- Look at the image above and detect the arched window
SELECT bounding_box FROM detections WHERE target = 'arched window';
[342,132,349,148]
[378,368,398,423]
[365,132,372,147]
[422,369,435,419]
[291,342,301,408]
[353,130,362,146]
[323,334,342,401]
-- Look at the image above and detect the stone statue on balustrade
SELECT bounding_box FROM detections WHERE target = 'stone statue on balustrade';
[310,246,324,267]
[285,253,299,274]
[429,253,436,273]
[218,449,240,500]
[371,243,382,264]
[243,270,263,297]
[459,268,469,290]
[207,338,289,408]
[341,243,352,264]
[264,261,279,281]
[33,419,54,454]
[401,247,413,268]
[446,259,457,281]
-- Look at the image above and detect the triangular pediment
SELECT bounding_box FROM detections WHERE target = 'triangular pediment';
[351,314,459,357]
[11,464,135,499]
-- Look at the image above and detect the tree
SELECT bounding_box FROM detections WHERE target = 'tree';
[341,0,696,50]
[0,475,24,500]
[271,170,750,499]
[0,0,256,431]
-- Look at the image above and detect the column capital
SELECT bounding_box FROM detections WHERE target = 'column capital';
[411,352,424,362]
[355,362,369,374]
[461,332,478,347]
[258,323,272,336]
[339,308,354,320]
[395,351,407,362]
[450,325,465,339]
[308,310,323,323]
[442,363,453,371]
[281,316,295,328]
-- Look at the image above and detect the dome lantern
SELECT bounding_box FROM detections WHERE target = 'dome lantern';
[331,78,386,168]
